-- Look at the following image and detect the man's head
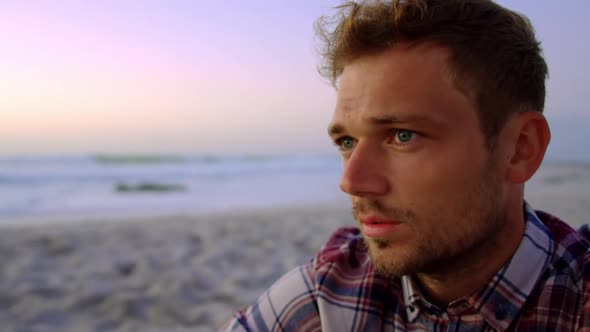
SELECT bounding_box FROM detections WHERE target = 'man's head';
[322,0,551,278]
[319,0,548,145]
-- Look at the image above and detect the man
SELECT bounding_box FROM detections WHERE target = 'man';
[222,0,590,331]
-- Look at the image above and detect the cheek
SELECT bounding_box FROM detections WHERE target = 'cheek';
[391,144,488,208]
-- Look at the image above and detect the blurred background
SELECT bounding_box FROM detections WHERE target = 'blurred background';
[1,0,344,222]
[0,0,589,222]
[0,1,588,331]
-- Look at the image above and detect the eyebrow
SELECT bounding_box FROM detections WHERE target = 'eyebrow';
[328,114,443,136]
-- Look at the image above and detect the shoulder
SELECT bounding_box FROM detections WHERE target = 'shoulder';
[312,226,394,291]
[520,211,590,330]
[219,227,367,331]
[313,226,368,271]
[537,210,589,283]
[221,227,399,331]
[220,262,321,331]
[311,226,386,291]
[311,227,400,319]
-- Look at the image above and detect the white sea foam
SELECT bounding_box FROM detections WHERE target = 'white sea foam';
[1,155,588,226]
[0,154,347,223]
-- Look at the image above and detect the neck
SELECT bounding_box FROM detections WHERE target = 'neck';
[414,200,526,308]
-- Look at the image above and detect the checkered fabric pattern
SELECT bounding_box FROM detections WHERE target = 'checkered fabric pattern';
[221,205,590,331]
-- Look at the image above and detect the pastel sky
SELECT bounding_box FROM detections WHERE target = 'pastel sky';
[1,0,588,160]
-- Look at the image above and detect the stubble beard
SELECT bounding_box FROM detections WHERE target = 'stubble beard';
[356,162,505,279]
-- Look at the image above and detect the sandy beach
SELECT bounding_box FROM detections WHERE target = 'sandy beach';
[1,162,588,332]
[0,204,355,332]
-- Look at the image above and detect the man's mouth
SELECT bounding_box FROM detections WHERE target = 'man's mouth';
[359,215,402,238]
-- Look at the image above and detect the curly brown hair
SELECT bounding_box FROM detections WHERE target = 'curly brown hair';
[315,0,548,146]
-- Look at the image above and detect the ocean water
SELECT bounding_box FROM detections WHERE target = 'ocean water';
[1,154,588,225]
[0,154,347,223]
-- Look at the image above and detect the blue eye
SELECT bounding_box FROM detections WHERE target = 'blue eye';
[396,130,414,143]
[338,137,355,150]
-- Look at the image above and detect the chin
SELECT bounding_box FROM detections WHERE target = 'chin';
[364,237,417,278]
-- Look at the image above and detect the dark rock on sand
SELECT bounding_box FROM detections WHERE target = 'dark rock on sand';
[114,261,136,277]
[115,182,187,193]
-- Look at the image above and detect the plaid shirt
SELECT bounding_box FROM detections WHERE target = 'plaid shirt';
[221,205,590,331]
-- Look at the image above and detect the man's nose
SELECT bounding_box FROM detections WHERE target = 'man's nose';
[339,142,389,197]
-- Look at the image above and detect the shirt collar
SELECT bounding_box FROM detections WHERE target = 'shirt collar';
[402,203,554,330]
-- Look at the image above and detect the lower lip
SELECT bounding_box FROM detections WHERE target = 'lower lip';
[361,223,401,237]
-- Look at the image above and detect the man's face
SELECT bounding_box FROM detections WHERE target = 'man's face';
[328,44,507,277]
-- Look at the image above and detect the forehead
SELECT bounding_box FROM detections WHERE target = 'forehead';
[331,44,475,129]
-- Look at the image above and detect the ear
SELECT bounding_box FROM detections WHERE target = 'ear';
[503,112,551,184]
